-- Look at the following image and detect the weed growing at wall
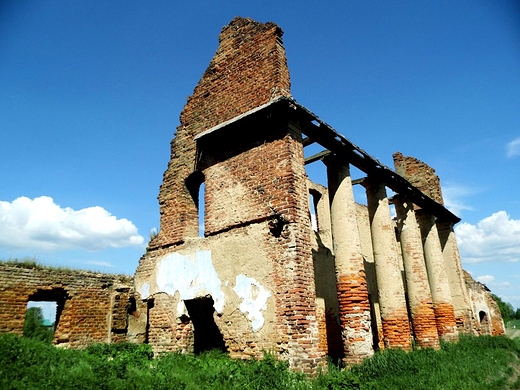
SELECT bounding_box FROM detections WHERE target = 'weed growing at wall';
[0,333,518,389]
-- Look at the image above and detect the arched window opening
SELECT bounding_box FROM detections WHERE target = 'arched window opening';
[186,171,205,237]
[309,189,321,232]
[479,310,490,335]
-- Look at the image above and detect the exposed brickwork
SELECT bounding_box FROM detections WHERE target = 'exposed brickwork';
[0,262,133,347]
[315,298,328,355]
[436,221,474,333]
[365,180,412,351]
[323,158,374,362]
[151,17,291,249]
[0,16,506,376]
[261,130,325,372]
[204,132,301,234]
[134,17,326,374]
[463,270,505,336]
[432,302,459,341]
[393,157,464,343]
[381,311,412,350]
[393,197,440,349]
[336,274,373,362]
[354,203,385,351]
[393,152,444,205]
[410,302,441,348]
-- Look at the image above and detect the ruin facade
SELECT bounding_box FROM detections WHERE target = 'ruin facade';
[0,17,505,374]
[131,17,504,373]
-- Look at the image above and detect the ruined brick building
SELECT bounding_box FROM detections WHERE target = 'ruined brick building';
[130,17,504,372]
[0,17,504,374]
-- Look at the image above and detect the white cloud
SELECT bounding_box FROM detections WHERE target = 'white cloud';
[476,275,495,284]
[506,137,520,158]
[455,211,520,263]
[442,184,474,217]
[84,260,115,268]
[0,196,144,251]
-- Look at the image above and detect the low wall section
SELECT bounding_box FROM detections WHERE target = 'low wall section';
[0,262,134,347]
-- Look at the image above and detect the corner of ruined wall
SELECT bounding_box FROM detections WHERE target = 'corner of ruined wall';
[0,262,135,347]
[463,270,505,335]
[392,152,444,205]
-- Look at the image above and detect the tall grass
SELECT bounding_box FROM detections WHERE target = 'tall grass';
[351,335,520,389]
[0,333,518,389]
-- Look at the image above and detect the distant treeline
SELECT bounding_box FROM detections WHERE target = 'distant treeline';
[493,294,520,322]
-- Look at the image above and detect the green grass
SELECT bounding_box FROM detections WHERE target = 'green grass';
[351,335,520,390]
[0,333,518,390]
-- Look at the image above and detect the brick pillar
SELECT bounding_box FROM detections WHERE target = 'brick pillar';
[365,180,411,350]
[394,197,440,349]
[417,211,459,341]
[325,157,374,363]
[437,221,473,333]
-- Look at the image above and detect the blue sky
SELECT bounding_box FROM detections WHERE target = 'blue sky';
[1,1,519,311]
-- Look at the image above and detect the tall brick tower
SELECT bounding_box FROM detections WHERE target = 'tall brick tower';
[134,17,325,373]
[131,16,495,374]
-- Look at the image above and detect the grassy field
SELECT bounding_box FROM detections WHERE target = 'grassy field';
[1,333,519,390]
[506,319,520,341]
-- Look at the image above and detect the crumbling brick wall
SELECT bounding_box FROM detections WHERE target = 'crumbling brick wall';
[393,152,444,205]
[0,262,134,347]
[135,17,324,373]
[463,270,505,335]
[393,152,474,333]
[133,16,502,374]
[151,16,291,249]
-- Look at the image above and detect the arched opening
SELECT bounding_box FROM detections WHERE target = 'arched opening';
[184,295,227,354]
[309,189,321,232]
[186,171,205,237]
[479,310,490,335]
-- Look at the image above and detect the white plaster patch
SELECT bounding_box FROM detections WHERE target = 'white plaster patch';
[177,300,189,317]
[156,250,225,312]
[140,283,150,299]
[233,274,271,331]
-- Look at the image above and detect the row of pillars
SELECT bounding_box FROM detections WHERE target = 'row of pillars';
[324,156,464,363]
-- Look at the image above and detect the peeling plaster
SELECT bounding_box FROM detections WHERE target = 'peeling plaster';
[233,275,271,331]
[141,283,149,299]
[155,250,225,313]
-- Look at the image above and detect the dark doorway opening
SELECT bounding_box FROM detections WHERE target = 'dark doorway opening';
[479,310,490,334]
[184,295,227,354]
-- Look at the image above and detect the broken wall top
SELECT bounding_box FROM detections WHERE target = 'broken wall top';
[393,152,444,205]
[178,16,291,137]
[153,17,292,248]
